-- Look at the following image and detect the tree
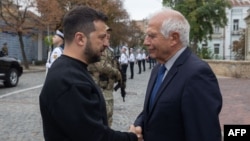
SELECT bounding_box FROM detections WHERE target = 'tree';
[36,0,131,48]
[36,0,65,69]
[197,47,214,59]
[162,0,231,54]
[232,29,245,60]
[126,20,145,48]
[36,0,64,31]
[0,0,39,69]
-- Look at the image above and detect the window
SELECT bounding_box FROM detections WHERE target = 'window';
[233,19,239,31]
[214,25,220,33]
[232,9,242,13]
[202,43,207,48]
[214,44,220,54]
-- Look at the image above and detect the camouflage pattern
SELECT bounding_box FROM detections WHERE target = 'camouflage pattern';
[1,43,8,56]
[88,47,122,127]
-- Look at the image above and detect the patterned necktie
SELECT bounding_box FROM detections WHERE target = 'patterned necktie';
[149,65,166,109]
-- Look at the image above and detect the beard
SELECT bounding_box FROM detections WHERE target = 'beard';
[84,40,101,64]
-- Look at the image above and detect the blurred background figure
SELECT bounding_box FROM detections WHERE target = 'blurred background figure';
[117,46,129,101]
[136,48,142,74]
[45,30,64,74]
[148,55,156,69]
[119,46,129,78]
[0,42,8,56]
[141,49,146,72]
[129,48,135,79]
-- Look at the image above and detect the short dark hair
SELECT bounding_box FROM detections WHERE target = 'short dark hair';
[63,6,108,43]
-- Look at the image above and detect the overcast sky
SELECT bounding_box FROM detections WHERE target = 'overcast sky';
[123,0,163,20]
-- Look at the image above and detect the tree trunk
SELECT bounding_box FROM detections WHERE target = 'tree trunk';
[190,38,198,55]
[18,31,29,69]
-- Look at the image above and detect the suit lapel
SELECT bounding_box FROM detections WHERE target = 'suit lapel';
[148,67,177,115]
[147,47,192,116]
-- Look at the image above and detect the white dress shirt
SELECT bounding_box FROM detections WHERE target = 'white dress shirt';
[136,53,142,61]
[129,53,135,62]
[142,53,146,60]
[119,53,128,64]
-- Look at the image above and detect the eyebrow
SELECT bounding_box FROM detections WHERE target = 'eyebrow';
[98,33,107,39]
[145,32,158,38]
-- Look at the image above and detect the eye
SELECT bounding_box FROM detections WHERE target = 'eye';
[146,33,157,39]
[99,34,106,40]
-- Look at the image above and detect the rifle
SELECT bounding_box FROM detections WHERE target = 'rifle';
[113,56,126,102]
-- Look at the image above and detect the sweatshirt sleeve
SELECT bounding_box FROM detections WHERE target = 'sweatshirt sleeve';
[51,83,137,141]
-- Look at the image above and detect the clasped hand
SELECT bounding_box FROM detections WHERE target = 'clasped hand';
[129,125,143,141]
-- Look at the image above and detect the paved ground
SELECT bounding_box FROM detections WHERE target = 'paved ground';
[0,63,249,141]
[112,65,250,133]
[218,78,250,128]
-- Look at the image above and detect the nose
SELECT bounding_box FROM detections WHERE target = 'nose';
[103,40,109,48]
[143,37,150,46]
[103,34,110,48]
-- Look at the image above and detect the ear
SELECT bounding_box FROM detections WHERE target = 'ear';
[169,32,180,46]
[74,32,87,46]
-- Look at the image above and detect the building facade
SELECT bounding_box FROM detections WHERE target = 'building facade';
[2,0,250,62]
[244,9,250,60]
[201,0,250,60]
[0,30,47,63]
[0,0,48,63]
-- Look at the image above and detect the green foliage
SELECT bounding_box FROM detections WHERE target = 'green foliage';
[44,35,53,47]
[162,0,231,53]
[232,29,245,60]
[37,0,131,48]
[214,54,223,60]
[197,47,214,59]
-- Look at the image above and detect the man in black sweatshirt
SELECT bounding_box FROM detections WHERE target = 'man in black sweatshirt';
[39,6,142,141]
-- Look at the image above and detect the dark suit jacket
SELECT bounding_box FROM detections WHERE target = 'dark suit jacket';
[134,48,222,141]
[40,55,137,141]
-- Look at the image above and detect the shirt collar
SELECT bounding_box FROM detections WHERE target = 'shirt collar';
[163,47,186,71]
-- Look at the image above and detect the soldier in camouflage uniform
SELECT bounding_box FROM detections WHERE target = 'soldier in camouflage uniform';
[87,26,122,127]
[1,43,8,56]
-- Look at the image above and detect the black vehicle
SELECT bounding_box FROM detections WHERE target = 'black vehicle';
[0,54,23,87]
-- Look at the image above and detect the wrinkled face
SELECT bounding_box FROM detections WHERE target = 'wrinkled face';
[85,20,108,63]
[143,16,173,64]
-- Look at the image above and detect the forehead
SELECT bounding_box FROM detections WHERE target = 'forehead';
[88,20,107,39]
[93,20,107,32]
[146,17,163,33]
[146,12,170,33]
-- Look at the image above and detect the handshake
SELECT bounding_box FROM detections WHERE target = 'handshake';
[129,125,143,141]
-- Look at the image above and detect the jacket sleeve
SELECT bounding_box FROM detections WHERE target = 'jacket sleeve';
[134,110,144,129]
[182,64,222,141]
[51,83,137,141]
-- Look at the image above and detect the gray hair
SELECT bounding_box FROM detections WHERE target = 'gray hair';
[151,8,190,47]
